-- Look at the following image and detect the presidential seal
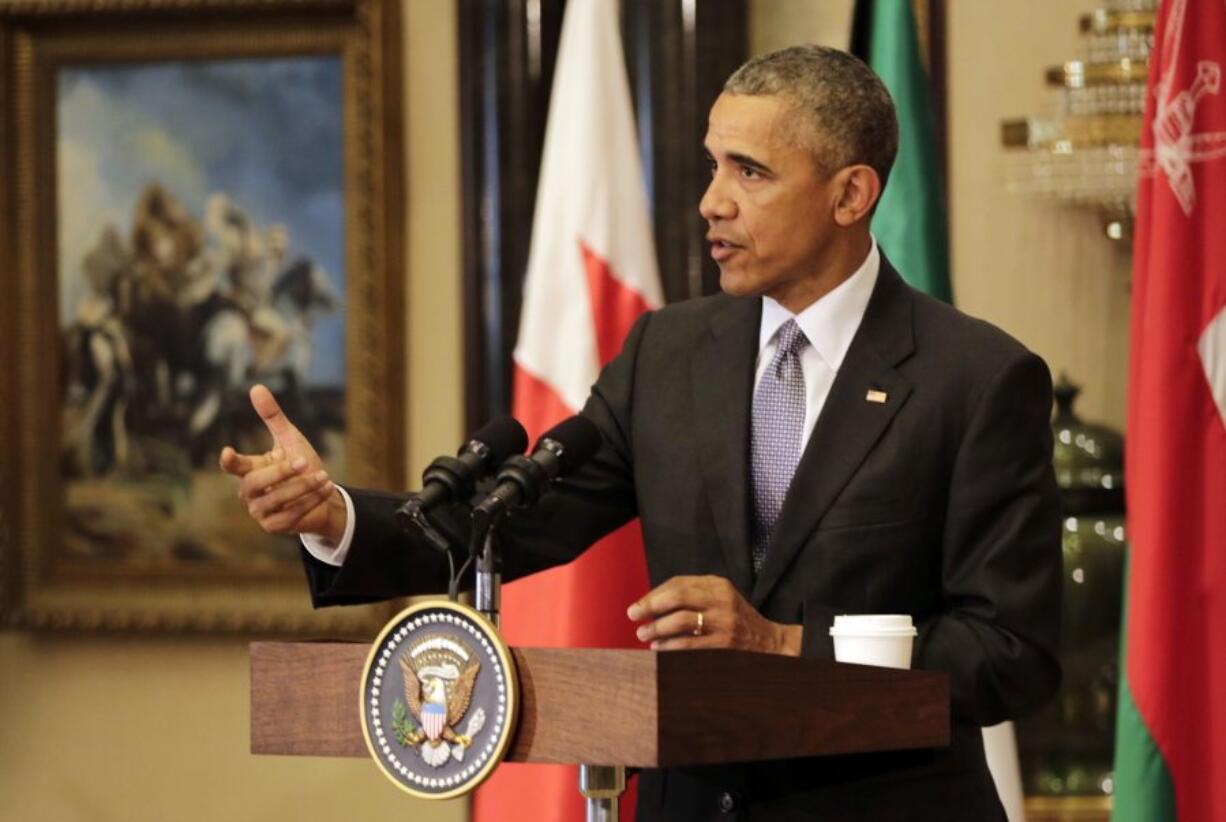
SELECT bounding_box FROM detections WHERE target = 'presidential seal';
[360,600,519,800]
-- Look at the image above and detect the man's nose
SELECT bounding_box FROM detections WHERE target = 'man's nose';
[699,177,734,221]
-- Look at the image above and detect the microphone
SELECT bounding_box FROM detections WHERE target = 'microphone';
[394,416,528,529]
[472,415,602,518]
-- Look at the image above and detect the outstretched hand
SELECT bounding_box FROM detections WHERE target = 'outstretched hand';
[219,384,347,541]
[627,575,803,655]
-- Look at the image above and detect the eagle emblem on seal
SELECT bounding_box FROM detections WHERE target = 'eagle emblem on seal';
[392,634,487,767]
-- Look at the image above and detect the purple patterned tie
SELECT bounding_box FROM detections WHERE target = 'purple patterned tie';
[750,319,809,572]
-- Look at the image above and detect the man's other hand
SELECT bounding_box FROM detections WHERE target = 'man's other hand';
[218,384,347,542]
[627,574,803,655]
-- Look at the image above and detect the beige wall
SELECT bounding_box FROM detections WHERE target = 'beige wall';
[750,0,855,54]
[0,2,467,820]
[947,0,1131,431]
[751,0,1131,431]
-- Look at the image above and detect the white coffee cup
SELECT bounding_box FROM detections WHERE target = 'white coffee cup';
[828,614,917,669]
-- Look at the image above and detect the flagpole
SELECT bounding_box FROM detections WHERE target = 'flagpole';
[474,531,500,628]
[579,764,627,822]
[471,506,628,821]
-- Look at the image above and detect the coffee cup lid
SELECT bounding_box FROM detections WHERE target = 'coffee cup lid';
[828,614,917,636]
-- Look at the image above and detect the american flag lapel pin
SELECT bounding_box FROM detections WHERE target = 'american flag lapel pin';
[865,389,888,404]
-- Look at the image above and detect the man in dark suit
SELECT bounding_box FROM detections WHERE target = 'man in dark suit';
[223,45,1060,821]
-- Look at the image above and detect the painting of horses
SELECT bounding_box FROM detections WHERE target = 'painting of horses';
[56,57,347,573]
[0,0,403,633]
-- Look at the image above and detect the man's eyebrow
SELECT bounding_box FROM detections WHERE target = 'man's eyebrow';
[727,151,773,175]
[703,147,775,176]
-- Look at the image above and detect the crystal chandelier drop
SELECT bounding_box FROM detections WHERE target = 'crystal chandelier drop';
[1001,0,1156,242]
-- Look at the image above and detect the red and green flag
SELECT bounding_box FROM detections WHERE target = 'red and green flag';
[1115,0,1226,819]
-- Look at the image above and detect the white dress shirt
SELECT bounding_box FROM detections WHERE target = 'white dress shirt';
[304,238,880,568]
[754,238,879,452]
[300,481,356,565]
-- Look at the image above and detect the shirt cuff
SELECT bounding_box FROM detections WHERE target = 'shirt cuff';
[300,485,356,566]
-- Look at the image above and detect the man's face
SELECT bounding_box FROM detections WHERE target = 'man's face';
[700,93,839,307]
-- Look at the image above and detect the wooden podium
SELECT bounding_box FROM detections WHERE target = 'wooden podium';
[251,641,949,815]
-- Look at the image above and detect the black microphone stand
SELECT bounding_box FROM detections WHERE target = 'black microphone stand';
[397,490,503,622]
[469,506,502,627]
[397,500,452,553]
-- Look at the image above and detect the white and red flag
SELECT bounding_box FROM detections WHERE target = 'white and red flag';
[472,1,663,820]
[1113,0,1226,819]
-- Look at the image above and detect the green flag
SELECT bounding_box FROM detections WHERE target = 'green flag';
[851,0,952,302]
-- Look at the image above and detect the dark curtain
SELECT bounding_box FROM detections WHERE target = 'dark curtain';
[458,0,748,430]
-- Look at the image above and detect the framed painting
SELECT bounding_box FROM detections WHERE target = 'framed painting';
[0,0,405,633]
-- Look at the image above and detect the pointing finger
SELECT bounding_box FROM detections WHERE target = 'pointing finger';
[261,483,337,533]
[219,446,265,477]
[248,470,331,519]
[249,383,300,449]
[239,454,309,501]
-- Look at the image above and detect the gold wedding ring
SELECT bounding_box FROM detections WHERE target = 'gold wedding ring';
[693,611,704,637]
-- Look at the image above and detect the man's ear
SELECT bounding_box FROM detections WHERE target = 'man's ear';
[832,164,882,227]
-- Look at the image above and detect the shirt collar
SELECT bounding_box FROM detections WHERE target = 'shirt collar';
[758,237,880,371]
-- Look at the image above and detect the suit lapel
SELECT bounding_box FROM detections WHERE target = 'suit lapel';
[750,262,917,607]
[691,297,760,597]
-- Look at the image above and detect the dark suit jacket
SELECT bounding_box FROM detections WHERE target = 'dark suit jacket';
[303,259,1062,821]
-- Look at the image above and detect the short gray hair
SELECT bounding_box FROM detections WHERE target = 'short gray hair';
[724,45,898,189]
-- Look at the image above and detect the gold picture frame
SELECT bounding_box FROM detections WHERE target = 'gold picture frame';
[0,0,405,634]
[1025,795,1112,822]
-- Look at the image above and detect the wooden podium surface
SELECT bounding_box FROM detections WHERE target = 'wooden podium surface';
[251,642,949,767]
